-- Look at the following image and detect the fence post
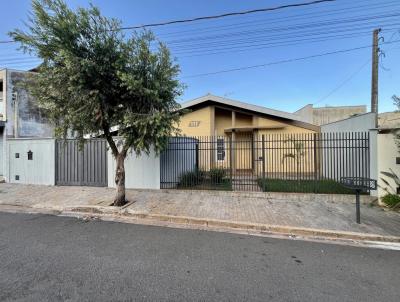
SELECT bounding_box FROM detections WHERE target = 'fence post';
[54,139,58,185]
[356,189,361,223]
[313,133,317,193]
[195,143,199,170]
[262,135,266,191]
[229,135,233,185]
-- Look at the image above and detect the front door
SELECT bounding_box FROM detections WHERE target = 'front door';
[234,132,253,172]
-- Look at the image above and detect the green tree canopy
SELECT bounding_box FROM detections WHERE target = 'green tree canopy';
[10,0,184,205]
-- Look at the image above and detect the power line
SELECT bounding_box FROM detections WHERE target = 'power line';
[1,28,398,66]
[167,17,400,47]
[154,0,400,38]
[174,28,397,57]
[170,24,400,56]
[0,40,15,44]
[314,59,371,105]
[118,0,336,30]
[0,0,336,44]
[164,12,400,45]
[313,29,400,106]
[182,40,400,78]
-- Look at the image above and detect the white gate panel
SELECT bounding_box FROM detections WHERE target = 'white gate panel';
[7,138,55,185]
[108,148,160,190]
[0,138,3,176]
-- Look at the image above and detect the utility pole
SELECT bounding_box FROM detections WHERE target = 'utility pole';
[371,28,381,128]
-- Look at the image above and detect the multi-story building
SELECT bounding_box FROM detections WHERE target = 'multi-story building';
[0,68,54,177]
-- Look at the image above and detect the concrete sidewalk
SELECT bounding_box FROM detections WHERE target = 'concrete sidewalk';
[0,183,399,242]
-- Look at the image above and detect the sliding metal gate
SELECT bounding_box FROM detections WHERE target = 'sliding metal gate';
[55,139,108,187]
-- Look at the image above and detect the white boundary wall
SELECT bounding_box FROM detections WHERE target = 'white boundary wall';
[377,132,400,198]
[107,148,160,190]
[6,138,55,185]
[321,113,378,197]
[321,112,376,132]
[321,113,379,196]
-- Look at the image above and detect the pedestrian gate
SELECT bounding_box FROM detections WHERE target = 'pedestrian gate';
[55,139,108,187]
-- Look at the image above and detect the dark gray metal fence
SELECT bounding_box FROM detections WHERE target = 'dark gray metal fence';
[160,132,370,194]
[55,139,108,187]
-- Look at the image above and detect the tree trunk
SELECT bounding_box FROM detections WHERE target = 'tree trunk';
[113,153,127,206]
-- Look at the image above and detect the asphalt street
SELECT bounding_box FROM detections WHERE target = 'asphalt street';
[0,212,399,301]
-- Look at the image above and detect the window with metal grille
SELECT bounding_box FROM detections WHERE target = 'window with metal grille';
[216,138,225,161]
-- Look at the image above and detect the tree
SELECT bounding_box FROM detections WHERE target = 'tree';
[10,0,183,206]
[282,137,305,175]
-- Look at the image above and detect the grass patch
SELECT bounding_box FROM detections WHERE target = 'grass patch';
[257,178,358,194]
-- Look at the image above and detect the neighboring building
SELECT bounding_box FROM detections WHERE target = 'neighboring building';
[0,68,53,178]
[378,111,400,129]
[295,104,367,126]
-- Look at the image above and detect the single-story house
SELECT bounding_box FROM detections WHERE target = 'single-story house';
[178,94,320,137]
[176,94,320,174]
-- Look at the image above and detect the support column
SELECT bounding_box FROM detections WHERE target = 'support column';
[210,106,215,136]
[209,106,215,168]
[252,116,258,174]
[231,111,236,174]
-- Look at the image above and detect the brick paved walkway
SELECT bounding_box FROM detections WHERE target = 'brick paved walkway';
[0,183,399,237]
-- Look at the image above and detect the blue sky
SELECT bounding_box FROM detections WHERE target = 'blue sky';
[0,0,399,113]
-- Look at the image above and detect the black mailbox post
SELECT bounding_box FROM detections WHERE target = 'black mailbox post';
[340,177,377,224]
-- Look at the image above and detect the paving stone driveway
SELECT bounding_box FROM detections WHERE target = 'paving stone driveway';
[0,183,399,237]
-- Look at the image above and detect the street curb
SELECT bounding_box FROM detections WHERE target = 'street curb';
[2,204,399,244]
[61,205,400,244]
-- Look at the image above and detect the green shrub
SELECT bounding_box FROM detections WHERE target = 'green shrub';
[381,194,400,208]
[209,168,226,183]
[178,170,204,187]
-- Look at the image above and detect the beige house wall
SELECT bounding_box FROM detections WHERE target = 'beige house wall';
[235,112,252,127]
[215,109,231,136]
[178,106,213,137]
[255,117,317,176]
[255,130,316,176]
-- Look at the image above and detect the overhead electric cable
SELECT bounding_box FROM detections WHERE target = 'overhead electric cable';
[154,0,400,37]
[314,59,371,105]
[0,0,337,44]
[117,0,336,30]
[182,40,400,78]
